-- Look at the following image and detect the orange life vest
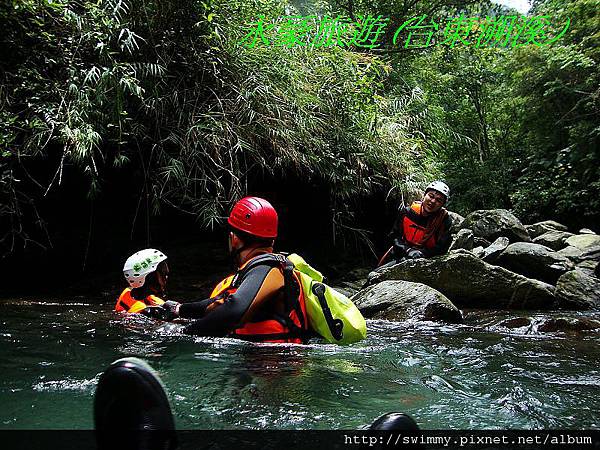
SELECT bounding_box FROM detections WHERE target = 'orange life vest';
[402,201,447,250]
[114,288,165,313]
[210,254,308,344]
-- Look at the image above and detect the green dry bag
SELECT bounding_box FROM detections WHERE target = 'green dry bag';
[287,254,366,345]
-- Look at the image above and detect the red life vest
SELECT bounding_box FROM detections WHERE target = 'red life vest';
[402,201,447,249]
[210,254,308,344]
[114,288,165,313]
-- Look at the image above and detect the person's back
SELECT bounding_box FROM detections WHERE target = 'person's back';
[153,197,309,343]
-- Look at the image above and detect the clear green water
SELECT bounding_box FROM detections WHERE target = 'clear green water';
[1,300,599,430]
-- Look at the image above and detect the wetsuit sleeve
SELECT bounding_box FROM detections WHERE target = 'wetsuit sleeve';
[422,213,453,257]
[178,298,215,319]
[182,265,282,337]
[390,206,408,242]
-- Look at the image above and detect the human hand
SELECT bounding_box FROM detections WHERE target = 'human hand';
[144,301,180,321]
[406,248,425,259]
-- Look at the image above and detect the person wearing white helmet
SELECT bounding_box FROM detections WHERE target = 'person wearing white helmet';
[115,248,171,314]
[378,181,453,267]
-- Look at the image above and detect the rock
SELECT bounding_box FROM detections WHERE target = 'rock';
[461,209,530,243]
[578,245,600,263]
[497,317,532,328]
[481,237,510,263]
[532,230,574,251]
[565,234,600,251]
[555,269,600,310]
[576,260,599,276]
[579,228,595,234]
[351,280,463,323]
[449,228,474,251]
[495,242,573,284]
[448,211,465,230]
[537,317,600,333]
[367,251,556,309]
[558,246,584,260]
[474,237,491,248]
[525,220,569,239]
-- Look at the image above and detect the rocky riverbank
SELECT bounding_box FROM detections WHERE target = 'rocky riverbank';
[347,209,600,332]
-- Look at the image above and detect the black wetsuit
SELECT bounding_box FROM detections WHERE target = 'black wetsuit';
[179,249,289,337]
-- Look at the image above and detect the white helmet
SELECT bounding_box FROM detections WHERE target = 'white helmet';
[425,180,450,201]
[123,248,167,289]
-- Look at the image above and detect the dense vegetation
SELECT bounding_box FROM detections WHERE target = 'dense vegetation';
[1,0,598,261]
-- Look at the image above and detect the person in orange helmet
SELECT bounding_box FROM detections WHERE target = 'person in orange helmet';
[149,197,309,343]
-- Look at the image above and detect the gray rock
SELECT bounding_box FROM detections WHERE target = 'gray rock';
[525,220,569,239]
[532,230,574,251]
[495,242,573,284]
[558,246,584,260]
[565,234,600,251]
[474,237,491,248]
[481,237,510,263]
[576,260,599,276]
[448,211,465,231]
[367,251,556,309]
[555,269,600,310]
[450,228,474,251]
[461,209,530,243]
[536,317,600,333]
[578,245,600,263]
[579,228,595,235]
[352,280,463,323]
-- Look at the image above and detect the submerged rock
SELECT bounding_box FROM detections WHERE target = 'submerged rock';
[367,251,555,309]
[450,228,474,251]
[525,220,569,239]
[461,209,530,243]
[481,237,510,263]
[352,280,462,323]
[495,242,573,284]
[536,317,600,333]
[555,269,600,310]
[532,230,574,251]
[497,317,532,329]
[565,234,600,251]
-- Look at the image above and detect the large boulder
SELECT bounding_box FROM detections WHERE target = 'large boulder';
[461,209,530,243]
[532,230,574,251]
[495,242,573,284]
[579,228,595,234]
[351,280,463,323]
[481,237,510,263]
[565,234,600,251]
[448,211,465,230]
[525,220,569,239]
[367,251,556,309]
[449,228,474,251]
[555,269,600,310]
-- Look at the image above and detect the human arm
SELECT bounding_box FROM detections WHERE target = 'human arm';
[183,265,284,336]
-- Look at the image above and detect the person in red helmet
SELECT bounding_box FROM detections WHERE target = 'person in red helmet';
[148,196,309,343]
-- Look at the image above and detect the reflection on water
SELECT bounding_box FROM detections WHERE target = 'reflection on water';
[0,301,599,429]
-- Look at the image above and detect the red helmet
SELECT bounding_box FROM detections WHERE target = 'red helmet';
[227,197,278,239]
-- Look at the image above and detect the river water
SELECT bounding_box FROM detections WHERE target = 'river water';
[1,299,599,430]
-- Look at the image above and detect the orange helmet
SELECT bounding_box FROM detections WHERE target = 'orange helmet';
[227,197,278,239]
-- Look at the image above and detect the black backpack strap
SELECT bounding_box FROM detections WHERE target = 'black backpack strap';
[312,283,344,341]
